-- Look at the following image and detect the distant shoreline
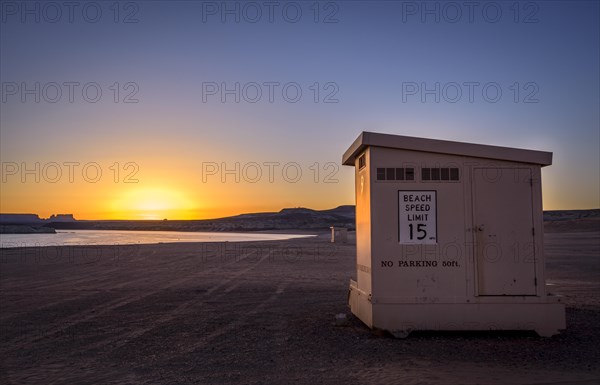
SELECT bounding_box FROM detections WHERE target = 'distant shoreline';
[1,208,598,234]
[0,225,56,234]
[0,206,356,233]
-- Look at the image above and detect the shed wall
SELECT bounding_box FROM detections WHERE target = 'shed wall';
[360,147,545,303]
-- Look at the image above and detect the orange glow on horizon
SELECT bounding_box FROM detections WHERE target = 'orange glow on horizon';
[108,186,201,220]
[1,156,594,221]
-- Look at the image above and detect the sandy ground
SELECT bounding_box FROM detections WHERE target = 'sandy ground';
[1,228,599,384]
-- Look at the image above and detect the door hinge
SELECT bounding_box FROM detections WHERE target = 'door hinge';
[534,277,538,286]
[532,227,535,236]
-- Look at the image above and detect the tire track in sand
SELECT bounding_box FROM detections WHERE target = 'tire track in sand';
[0,247,262,353]
[76,250,277,354]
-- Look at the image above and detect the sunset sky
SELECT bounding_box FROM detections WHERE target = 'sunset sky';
[1,1,599,220]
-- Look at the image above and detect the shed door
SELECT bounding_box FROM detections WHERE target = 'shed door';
[472,168,537,296]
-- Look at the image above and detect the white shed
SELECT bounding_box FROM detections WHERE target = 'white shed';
[343,131,565,337]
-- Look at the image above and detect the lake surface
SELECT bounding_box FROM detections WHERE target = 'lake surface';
[0,229,315,248]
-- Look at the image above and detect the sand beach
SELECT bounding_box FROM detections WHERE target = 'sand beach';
[1,221,599,384]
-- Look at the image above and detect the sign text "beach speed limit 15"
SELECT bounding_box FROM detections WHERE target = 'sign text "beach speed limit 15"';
[398,191,437,244]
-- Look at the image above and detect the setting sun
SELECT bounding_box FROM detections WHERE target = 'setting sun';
[109,186,199,220]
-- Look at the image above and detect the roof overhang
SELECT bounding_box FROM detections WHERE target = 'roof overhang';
[342,132,552,167]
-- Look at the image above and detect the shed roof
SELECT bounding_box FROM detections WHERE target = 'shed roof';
[342,132,552,166]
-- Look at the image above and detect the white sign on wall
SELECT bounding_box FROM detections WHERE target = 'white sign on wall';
[398,190,437,244]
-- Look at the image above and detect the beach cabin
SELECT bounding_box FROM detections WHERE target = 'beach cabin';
[343,132,565,337]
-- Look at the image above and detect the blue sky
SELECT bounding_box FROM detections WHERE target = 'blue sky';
[1,0,599,218]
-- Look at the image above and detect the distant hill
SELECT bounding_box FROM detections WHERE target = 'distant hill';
[543,209,600,233]
[0,214,44,225]
[0,213,75,233]
[2,207,598,233]
[43,206,356,232]
[0,213,77,225]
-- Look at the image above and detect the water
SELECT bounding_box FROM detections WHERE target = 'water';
[0,229,315,248]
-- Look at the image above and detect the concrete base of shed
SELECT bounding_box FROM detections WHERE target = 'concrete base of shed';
[349,280,566,338]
